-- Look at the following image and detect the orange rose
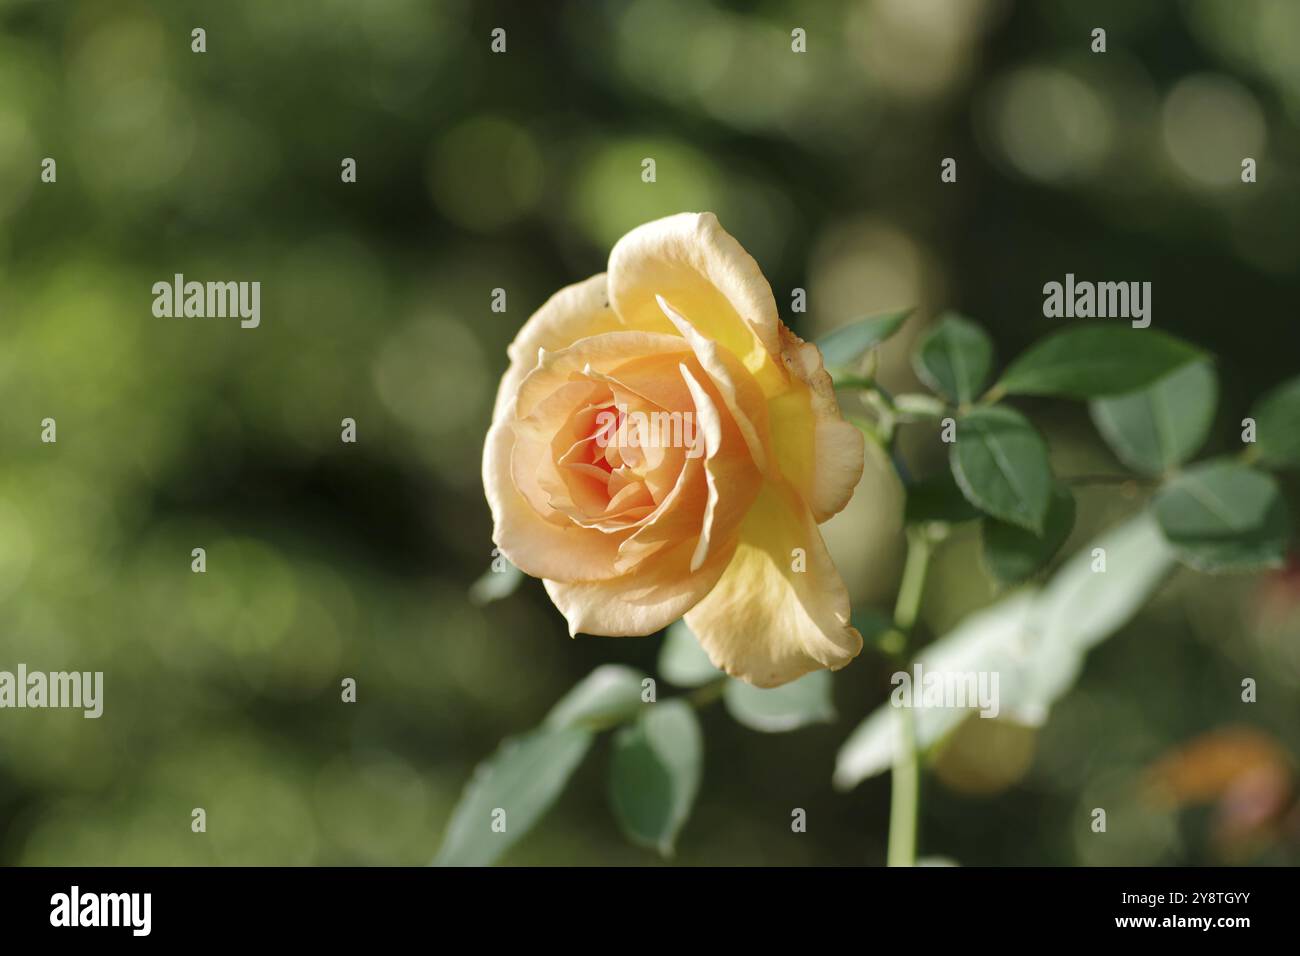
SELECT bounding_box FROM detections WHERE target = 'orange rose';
[483,213,865,686]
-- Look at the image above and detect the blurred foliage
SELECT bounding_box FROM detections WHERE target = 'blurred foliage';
[1,0,1298,865]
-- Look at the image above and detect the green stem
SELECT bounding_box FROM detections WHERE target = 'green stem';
[886,701,919,867]
[847,372,934,865]
[885,526,933,867]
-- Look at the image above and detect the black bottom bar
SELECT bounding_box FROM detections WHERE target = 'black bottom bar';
[0,865,1282,941]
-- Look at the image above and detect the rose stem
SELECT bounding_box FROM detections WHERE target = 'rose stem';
[885,524,933,867]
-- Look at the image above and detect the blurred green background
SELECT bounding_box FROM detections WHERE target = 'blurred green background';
[1,0,1298,865]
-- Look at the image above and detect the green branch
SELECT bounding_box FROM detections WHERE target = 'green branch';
[885,525,933,867]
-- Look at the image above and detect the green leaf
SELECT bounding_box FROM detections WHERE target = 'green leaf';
[996,325,1204,399]
[834,513,1176,789]
[657,621,721,687]
[817,309,910,377]
[723,671,835,732]
[608,700,702,855]
[949,405,1053,533]
[468,560,524,606]
[1031,511,1175,654]
[433,725,593,866]
[1089,361,1217,475]
[905,471,983,525]
[833,593,1040,790]
[981,484,1076,584]
[545,665,647,730]
[1017,511,1176,722]
[912,313,994,404]
[1250,375,1300,468]
[1152,460,1291,573]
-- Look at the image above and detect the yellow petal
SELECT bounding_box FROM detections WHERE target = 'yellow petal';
[684,479,862,687]
[491,273,623,424]
[544,536,737,637]
[655,295,770,476]
[607,212,785,392]
[483,419,626,581]
[677,361,759,572]
[605,356,761,574]
[513,379,608,520]
[612,455,708,573]
[768,324,865,523]
[513,330,689,422]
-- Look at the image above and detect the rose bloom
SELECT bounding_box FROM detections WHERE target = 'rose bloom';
[483,213,865,687]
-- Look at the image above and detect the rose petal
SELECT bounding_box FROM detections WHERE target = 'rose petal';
[544,535,737,637]
[768,325,865,523]
[612,455,708,573]
[513,331,690,422]
[655,294,771,476]
[587,351,697,416]
[615,360,761,574]
[684,479,863,687]
[491,274,623,424]
[483,419,627,581]
[608,212,785,392]
[678,362,738,573]
[514,379,609,521]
